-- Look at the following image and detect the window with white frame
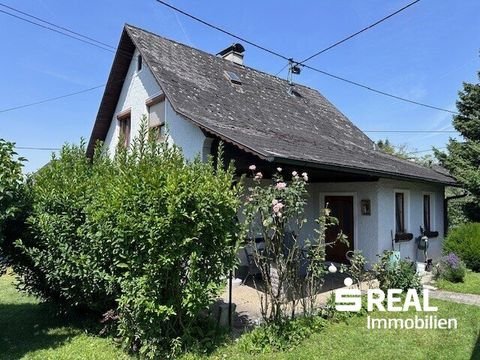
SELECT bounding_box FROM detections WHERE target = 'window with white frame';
[395,192,406,233]
[146,94,166,142]
[423,194,433,232]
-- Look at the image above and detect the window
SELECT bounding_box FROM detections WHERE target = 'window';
[117,109,131,148]
[423,194,431,232]
[395,192,405,233]
[146,94,166,142]
[137,54,142,72]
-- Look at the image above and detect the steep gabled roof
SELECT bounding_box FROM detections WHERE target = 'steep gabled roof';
[88,24,455,185]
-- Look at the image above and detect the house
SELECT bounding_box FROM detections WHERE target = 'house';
[87,24,456,267]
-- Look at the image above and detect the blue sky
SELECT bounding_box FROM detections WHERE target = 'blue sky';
[0,0,478,173]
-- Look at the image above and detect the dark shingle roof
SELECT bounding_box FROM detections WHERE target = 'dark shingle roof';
[88,24,455,185]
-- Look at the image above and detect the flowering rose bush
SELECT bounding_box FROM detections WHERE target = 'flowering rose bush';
[434,252,466,283]
[243,167,346,323]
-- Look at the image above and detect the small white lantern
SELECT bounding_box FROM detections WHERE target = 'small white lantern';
[344,277,353,287]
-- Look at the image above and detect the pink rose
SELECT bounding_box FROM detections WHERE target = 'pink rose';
[249,165,256,171]
[254,172,263,180]
[272,199,279,206]
[292,171,298,176]
[276,182,287,190]
[273,202,284,213]
[277,167,282,172]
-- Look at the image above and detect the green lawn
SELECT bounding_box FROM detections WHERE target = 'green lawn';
[2,271,480,360]
[436,270,480,295]
[0,271,130,360]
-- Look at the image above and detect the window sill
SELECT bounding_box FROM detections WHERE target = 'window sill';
[424,230,439,239]
[394,232,414,242]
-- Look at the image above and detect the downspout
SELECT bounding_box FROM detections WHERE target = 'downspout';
[444,191,468,235]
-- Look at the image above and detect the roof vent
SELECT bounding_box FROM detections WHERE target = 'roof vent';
[217,43,245,65]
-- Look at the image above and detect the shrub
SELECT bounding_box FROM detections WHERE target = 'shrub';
[14,122,241,358]
[434,253,466,283]
[444,223,480,272]
[237,316,327,354]
[372,251,421,292]
[0,139,29,275]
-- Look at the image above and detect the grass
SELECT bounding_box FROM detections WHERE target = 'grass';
[436,270,480,295]
[0,271,131,360]
[186,300,480,360]
[2,271,480,360]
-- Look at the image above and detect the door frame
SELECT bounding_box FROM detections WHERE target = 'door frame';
[319,192,358,254]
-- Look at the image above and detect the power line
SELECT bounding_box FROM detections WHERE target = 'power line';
[0,0,462,119]
[0,84,106,114]
[0,8,115,53]
[368,130,457,134]
[303,64,459,115]
[153,0,290,61]
[153,0,460,116]
[299,0,421,64]
[0,4,135,60]
[0,2,115,50]
[16,146,60,151]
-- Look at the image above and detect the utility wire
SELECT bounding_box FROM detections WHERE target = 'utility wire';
[303,64,459,115]
[0,1,462,119]
[16,146,60,151]
[0,5,135,60]
[154,0,289,61]
[0,8,115,53]
[0,2,115,50]
[153,0,460,116]
[363,130,456,133]
[299,0,420,64]
[0,84,106,114]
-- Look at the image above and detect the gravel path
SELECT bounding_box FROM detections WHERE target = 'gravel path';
[428,289,480,306]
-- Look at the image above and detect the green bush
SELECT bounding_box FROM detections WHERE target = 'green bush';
[373,251,421,292]
[237,316,327,354]
[0,139,29,275]
[14,123,241,358]
[444,223,480,272]
[434,253,466,283]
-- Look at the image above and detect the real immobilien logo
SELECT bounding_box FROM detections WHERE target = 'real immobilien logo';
[335,278,458,330]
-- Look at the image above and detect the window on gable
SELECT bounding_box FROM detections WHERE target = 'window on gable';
[137,54,142,72]
[146,94,166,142]
[117,109,131,148]
[395,192,405,233]
[423,194,431,232]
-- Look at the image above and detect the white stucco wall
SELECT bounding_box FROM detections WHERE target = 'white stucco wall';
[103,49,207,161]
[377,179,445,263]
[237,178,445,268]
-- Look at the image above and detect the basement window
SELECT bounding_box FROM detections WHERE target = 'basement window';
[137,54,142,72]
[224,70,241,84]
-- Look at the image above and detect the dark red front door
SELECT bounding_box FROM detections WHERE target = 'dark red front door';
[325,196,354,263]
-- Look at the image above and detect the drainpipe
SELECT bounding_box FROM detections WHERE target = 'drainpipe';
[444,191,468,235]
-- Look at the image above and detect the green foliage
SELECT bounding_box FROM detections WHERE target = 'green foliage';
[0,139,28,274]
[436,71,480,220]
[236,316,327,354]
[13,121,241,358]
[444,223,480,271]
[434,253,466,283]
[242,167,346,322]
[340,250,369,287]
[372,251,421,292]
[376,139,411,159]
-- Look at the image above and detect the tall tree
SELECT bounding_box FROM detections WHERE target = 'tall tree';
[436,71,480,221]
